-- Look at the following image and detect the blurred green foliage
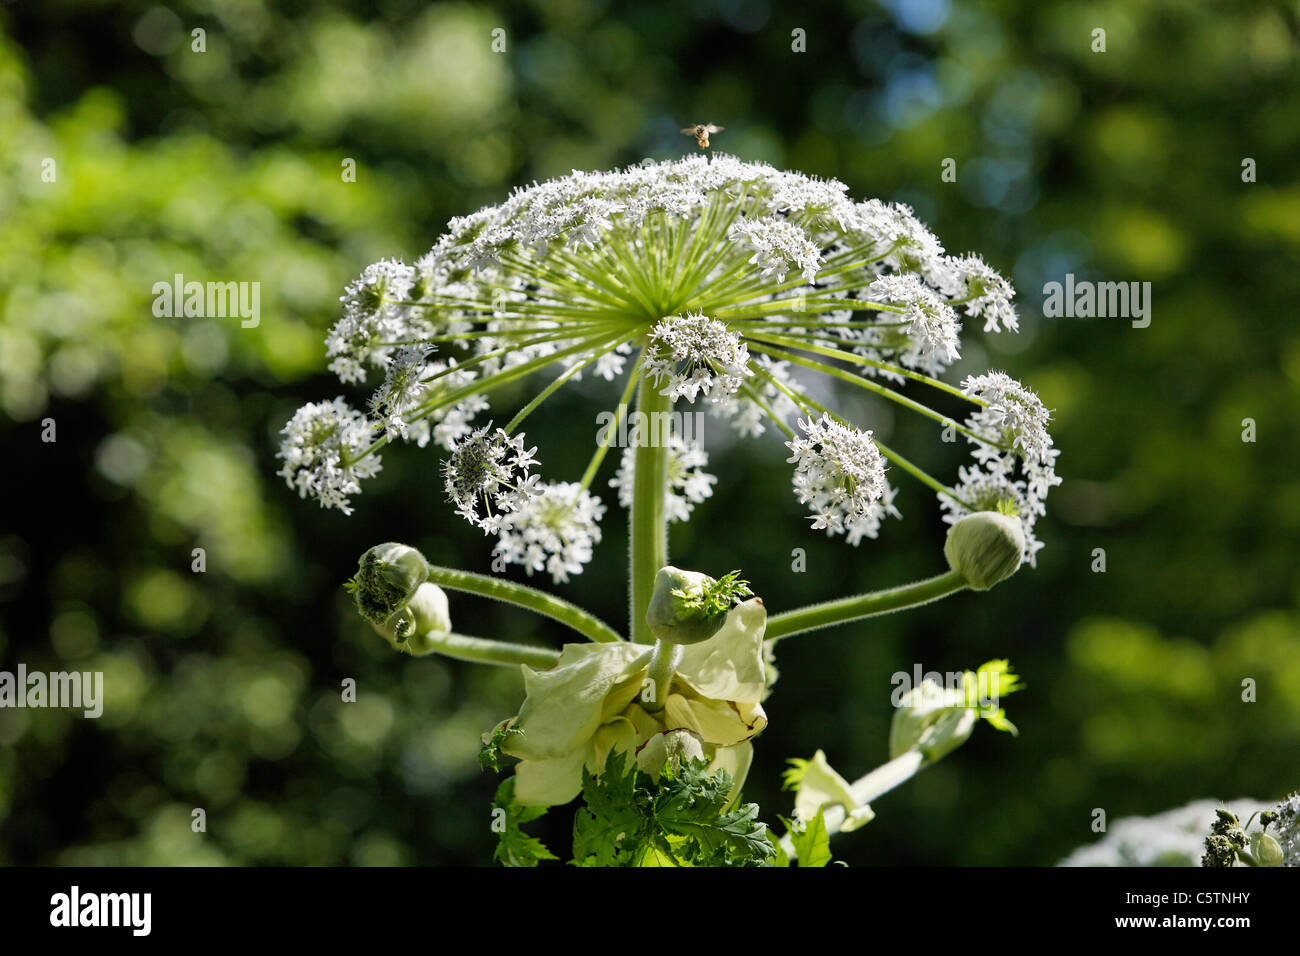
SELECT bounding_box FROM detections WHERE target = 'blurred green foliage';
[1,0,1298,865]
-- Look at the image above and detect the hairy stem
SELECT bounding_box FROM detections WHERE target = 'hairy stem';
[424,564,623,644]
[765,569,967,642]
[629,377,671,643]
[418,632,561,668]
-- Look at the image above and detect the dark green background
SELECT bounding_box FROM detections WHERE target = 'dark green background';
[1,0,1298,865]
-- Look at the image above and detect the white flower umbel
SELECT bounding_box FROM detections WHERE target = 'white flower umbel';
[276,397,381,515]
[939,371,1062,565]
[930,254,1019,333]
[643,313,751,404]
[1270,791,1300,866]
[369,346,433,439]
[280,154,1056,597]
[442,424,540,532]
[493,481,606,584]
[611,433,716,523]
[786,414,891,542]
[328,259,426,384]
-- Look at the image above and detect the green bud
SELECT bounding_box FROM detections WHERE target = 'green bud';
[1201,833,1238,867]
[943,512,1025,591]
[373,583,452,655]
[635,729,705,780]
[889,679,977,763]
[644,566,753,645]
[1250,830,1284,867]
[345,542,430,640]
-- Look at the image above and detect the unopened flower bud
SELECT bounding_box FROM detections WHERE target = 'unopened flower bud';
[1250,830,1284,867]
[645,565,752,645]
[375,583,452,656]
[346,542,430,640]
[636,729,706,779]
[889,679,977,763]
[944,511,1025,590]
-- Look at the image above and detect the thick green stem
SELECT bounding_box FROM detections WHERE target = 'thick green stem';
[418,631,561,668]
[423,564,623,644]
[641,640,682,712]
[765,569,966,642]
[629,378,672,643]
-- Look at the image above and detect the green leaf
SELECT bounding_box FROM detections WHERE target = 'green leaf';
[491,777,558,867]
[765,829,791,867]
[572,751,645,867]
[479,722,523,773]
[571,750,775,867]
[785,809,833,867]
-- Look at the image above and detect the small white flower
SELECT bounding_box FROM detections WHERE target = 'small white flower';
[327,259,428,383]
[493,481,606,584]
[786,414,889,542]
[369,346,433,439]
[442,425,541,532]
[932,254,1019,333]
[1057,799,1268,867]
[1269,791,1300,866]
[961,371,1058,476]
[727,216,822,284]
[644,313,752,404]
[865,274,962,374]
[709,353,800,438]
[276,398,380,515]
[611,434,717,523]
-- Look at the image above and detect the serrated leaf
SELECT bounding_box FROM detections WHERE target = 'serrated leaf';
[788,808,833,867]
[491,777,558,867]
[571,750,774,867]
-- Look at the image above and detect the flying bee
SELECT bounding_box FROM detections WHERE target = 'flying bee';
[681,123,724,149]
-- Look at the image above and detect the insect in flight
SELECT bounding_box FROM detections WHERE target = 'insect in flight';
[681,123,725,149]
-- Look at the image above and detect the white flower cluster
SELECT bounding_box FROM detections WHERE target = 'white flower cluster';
[940,371,1062,565]
[727,217,822,284]
[611,434,716,523]
[492,481,606,584]
[709,353,801,438]
[644,313,752,404]
[863,274,962,375]
[786,414,894,544]
[276,398,381,516]
[442,425,540,533]
[329,259,428,384]
[1271,791,1300,866]
[935,254,1019,333]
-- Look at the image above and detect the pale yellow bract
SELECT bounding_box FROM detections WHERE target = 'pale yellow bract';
[493,598,769,806]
